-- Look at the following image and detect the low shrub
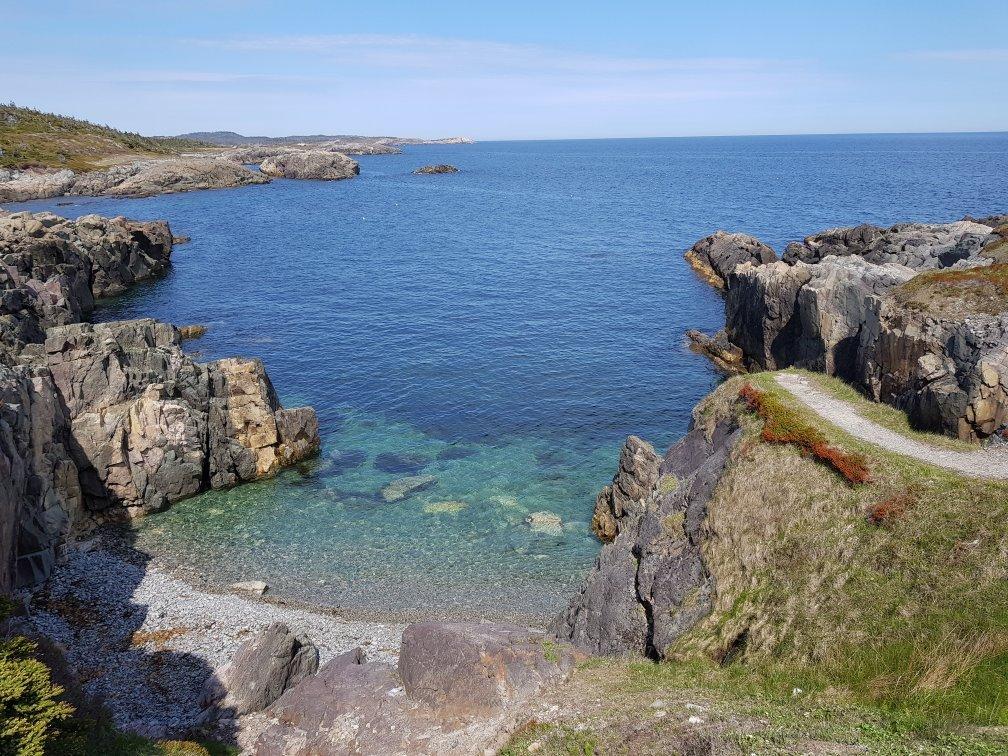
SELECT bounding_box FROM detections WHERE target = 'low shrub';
[0,600,74,756]
[739,383,871,485]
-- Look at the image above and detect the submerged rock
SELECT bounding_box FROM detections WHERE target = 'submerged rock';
[381,474,437,502]
[374,451,428,474]
[525,511,564,535]
[423,500,467,514]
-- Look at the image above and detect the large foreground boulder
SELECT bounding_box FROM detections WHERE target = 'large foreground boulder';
[249,622,578,756]
[202,623,319,717]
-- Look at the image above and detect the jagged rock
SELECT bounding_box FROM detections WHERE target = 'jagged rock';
[684,230,777,290]
[258,152,359,181]
[555,419,740,657]
[413,164,459,175]
[398,622,577,718]
[686,328,746,374]
[201,623,318,716]
[231,580,269,595]
[591,435,660,542]
[781,220,994,269]
[0,363,82,591]
[250,623,577,755]
[0,211,172,357]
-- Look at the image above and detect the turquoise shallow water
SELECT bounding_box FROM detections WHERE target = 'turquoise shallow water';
[13,133,1008,622]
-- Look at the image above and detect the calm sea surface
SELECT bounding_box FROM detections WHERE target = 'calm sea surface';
[14,133,1008,622]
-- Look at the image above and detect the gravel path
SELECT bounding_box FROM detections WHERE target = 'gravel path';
[24,539,403,740]
[775,373,1008,480]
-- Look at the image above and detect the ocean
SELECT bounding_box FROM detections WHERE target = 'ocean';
[14,132,1008,622]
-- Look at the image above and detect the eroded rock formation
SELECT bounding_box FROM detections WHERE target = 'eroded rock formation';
[684,230,777,290]
[555,419,740,657]
[0,158,269,202]
[0,210,320,591]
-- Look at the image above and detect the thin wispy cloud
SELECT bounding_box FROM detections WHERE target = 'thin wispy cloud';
[898,49,1008,63]
[183,33,792,76]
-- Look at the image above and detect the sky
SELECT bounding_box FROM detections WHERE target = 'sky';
[3,0,1007,140]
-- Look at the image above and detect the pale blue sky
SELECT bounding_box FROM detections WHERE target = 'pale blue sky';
[3,0,1007,139]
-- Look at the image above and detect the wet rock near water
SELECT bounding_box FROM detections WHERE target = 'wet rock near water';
[413,164,460,175]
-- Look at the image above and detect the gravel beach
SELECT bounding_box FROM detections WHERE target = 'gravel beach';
[22,535,404,740]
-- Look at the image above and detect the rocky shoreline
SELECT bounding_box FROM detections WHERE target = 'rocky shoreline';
[0,135,471,202]
[684,216,1008,441]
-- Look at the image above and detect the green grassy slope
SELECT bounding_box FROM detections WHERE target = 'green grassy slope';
[0,104,210,172]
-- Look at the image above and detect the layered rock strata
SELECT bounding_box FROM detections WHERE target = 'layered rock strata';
[0,211,320,591]
[685,217,1008,441]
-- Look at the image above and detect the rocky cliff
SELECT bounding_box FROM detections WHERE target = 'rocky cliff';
[0,210,320,592]
[685,216,1008,441]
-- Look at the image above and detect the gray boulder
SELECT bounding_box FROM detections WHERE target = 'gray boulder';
[259,151,359,181]
[202,623,318,716]
[684,230,777,290]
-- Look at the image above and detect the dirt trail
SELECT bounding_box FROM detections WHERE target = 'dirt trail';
[775,373,1008,480]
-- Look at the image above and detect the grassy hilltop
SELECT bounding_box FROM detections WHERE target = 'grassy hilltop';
[0,103,210,172]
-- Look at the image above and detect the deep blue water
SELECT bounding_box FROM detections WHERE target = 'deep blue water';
[13,133,1008,622]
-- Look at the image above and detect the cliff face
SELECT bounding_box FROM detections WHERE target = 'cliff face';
[0,211,320,592]
[688,217,1008,441]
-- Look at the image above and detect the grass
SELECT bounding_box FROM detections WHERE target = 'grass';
[0,103,210,172]
[687,374,1008,724]
[49,718,238,755]
[894,263,1008,317]
[738,380,872,484]
[801,369,978,452]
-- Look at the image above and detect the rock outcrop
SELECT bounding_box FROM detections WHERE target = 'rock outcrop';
[1,211,172,358]
[0,211,321,592]
[781,220,993,269]
[0,158,268,202]
[413,164,459,175]
[555,419,740,657]
[690,217,1008,441]
[248,622,578,755]
[201,623,319,717]
[258,152,359,181]
[684,230,777,290]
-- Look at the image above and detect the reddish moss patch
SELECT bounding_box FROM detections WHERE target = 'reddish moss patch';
[867,491,916,526]
[739,383,872,485]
